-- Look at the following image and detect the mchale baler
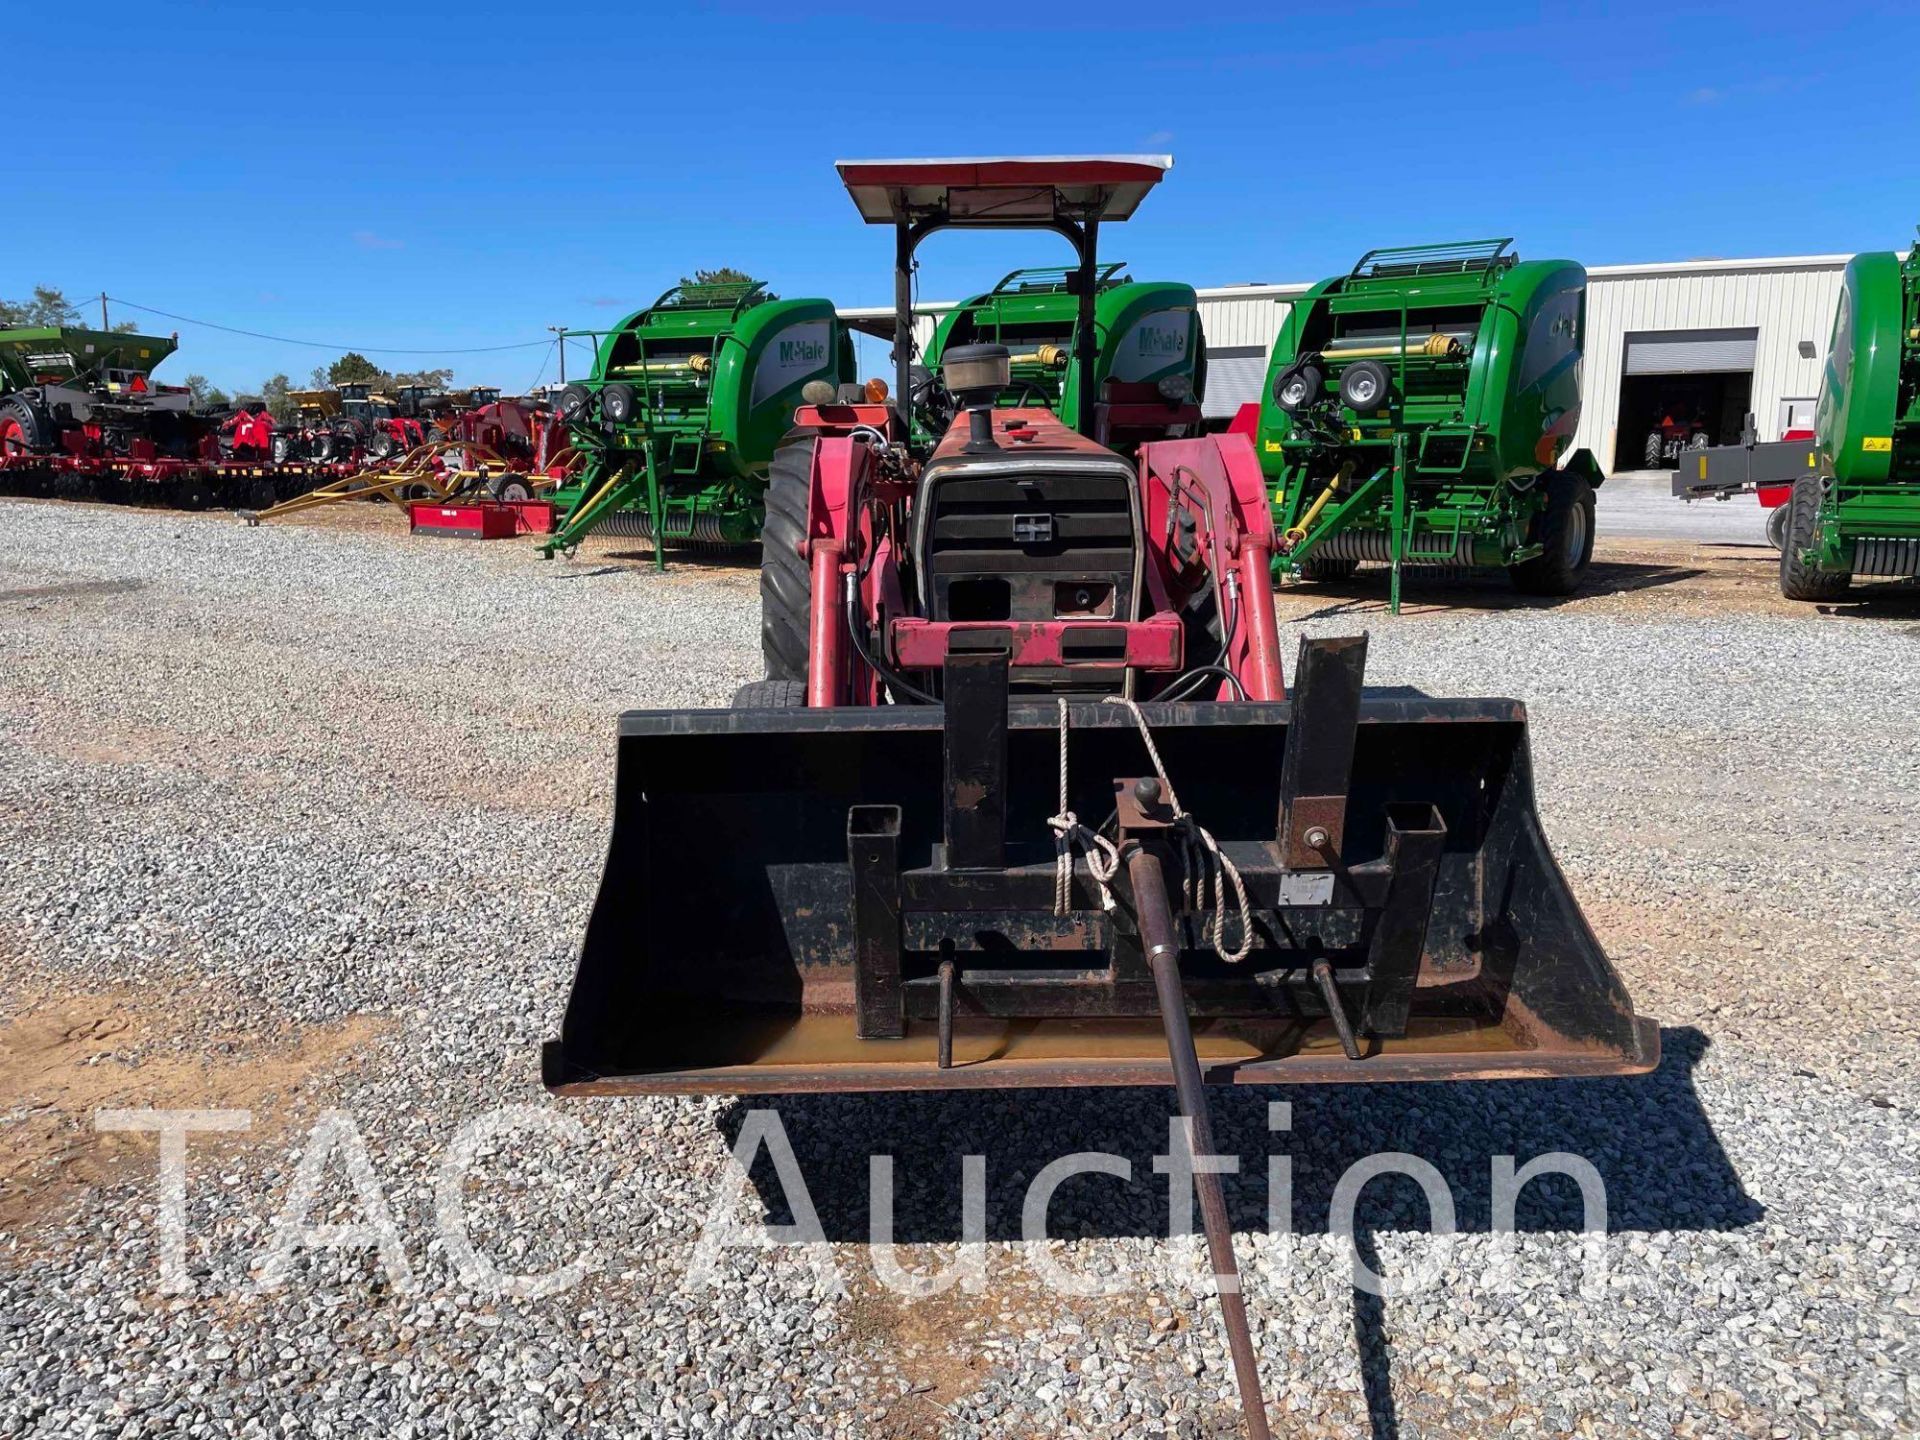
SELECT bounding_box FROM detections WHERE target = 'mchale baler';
[1777,229,1920,598]
[910,261,1206,453]
[1680,229,1920,594]
[543,158,1655,1438]
[1256,240,1605,612]
[541,280,854,563]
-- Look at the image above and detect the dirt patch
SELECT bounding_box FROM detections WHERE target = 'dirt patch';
[840,1270,999,1435]
[0,577,146,604]
[0,985,387,1242]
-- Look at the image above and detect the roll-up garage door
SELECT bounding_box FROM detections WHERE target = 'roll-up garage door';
[1201,345,1269,418]
[1622,327,1759,375]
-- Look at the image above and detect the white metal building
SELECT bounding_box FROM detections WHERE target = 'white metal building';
[844,252,1853,474]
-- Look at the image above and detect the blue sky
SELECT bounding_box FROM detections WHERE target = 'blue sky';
[13,0,1914,393]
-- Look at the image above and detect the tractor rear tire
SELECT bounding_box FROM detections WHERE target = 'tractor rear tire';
[758,434,816,684]
[1296,556,1359,583]
[1779,476,1851,601]
[1642,432,1663,469]
[1508,472,1596,596]
[731,679,807,709]
[0,397,53,455]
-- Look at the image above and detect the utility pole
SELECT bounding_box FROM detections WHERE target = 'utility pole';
[548,326,567,385]
[100,293,109,329]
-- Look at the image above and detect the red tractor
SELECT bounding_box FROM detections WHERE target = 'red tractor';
[542,159,1655,1438]
[330,382,428,462]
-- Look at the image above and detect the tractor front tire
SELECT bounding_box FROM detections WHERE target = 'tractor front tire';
[1508,472,1596,596]
[732,679,807,709]
[1778,476,1851,601]
[758,435,815,684]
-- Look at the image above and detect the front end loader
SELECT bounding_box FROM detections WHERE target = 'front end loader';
[544,158,1655,1438]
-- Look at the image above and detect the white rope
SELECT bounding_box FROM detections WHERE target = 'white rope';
[1102,696,1256,964]
[1046,699,1120,914]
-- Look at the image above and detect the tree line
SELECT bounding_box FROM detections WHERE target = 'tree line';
[6,269,764,420]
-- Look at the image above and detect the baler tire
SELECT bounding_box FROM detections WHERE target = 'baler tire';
[1765,503,1789,551]
[758,434,816,684]
[731,679,807,709]
[492,475,535,504]
[1508,471,1595,596]
[1778,476,1851,601]
[1296,556,1359,583]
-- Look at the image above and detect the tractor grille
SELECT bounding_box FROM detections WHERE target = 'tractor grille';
[1852,538,1920,577]
[920,468,1138,625]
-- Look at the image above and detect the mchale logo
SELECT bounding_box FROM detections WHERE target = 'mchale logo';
[779,338,825,366]
[1137,327,1187,357]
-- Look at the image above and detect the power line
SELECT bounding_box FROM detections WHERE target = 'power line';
[103,296,551,355]
[525,337,559,394]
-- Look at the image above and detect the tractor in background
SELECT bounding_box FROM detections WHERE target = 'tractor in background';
[543,157,1655,1440]
[541,281,853,563]
[910,263,1205,453]
[270,391,344,463]
[1255,240,1604,611]
[331,382,429,461]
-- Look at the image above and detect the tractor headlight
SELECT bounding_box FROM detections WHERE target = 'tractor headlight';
[1156,374,1193,402]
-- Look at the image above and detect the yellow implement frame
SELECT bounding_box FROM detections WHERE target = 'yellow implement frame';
[240,441,510,525]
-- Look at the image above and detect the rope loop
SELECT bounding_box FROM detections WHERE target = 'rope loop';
[1101,696,1255,964]
[1048,699,1120,914]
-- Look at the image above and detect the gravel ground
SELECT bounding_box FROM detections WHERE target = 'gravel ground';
[1,497,1916,1439]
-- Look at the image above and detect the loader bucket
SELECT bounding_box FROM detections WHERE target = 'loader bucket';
[544,641,1657,1095]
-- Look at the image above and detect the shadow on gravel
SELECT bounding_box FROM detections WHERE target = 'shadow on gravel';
[1810,587,1920,619]
[597,547,759,572]
[1282,560,1701,619]
[721,1026,1758,1244]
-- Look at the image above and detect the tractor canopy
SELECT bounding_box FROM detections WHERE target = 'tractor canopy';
[836,155,1173,228]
